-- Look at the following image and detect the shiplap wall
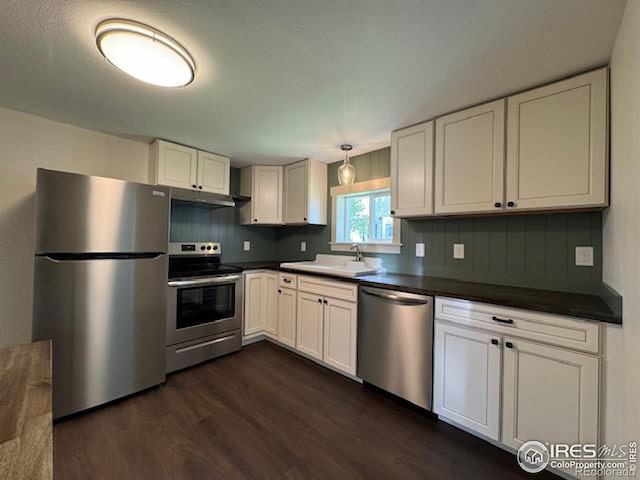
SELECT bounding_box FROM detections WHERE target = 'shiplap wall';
[275,147,604,294]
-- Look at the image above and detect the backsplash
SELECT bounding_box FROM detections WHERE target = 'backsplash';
[275,148,604,295]
[170,150,604,294]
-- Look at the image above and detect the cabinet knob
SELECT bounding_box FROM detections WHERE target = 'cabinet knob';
[198,186,203,190]
[192,184,197,188]
[507,201,516,207]
[278,289,282,294]
[491,339,499,345]
[303,217,307,221]
[254,218,258,222]
[390,210,396,215]
[494,202,502,208]
[505,341,514,349]
[323,299,328,304]
[317,298,323,303]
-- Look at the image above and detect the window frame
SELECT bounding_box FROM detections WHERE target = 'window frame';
[330,177,402,254]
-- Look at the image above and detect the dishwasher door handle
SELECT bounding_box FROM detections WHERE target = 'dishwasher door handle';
[361,288,431,306]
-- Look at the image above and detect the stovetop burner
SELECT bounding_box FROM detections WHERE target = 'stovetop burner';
[168,242,242,280]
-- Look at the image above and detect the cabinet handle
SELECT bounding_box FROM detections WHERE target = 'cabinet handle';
[283,278,292,283]
[494,202,502,208]
[505,341,514,349]
[317,298,322,303]
[254,218,258,222]
[507,201,515,207]
[492,316,514,324]
[323,299,328,304]
[491,339,499,345]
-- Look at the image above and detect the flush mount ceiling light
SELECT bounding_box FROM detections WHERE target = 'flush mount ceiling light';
[95,19,195,87]
[337,144,355,185]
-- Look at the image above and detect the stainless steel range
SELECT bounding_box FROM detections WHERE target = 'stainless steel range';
[166,242,243,373]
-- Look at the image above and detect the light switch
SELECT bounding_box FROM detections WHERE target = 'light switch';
[575,246,594,267]
[243,241,251,252]
[301,241,307,252]
[453,243,465,259]
[416,243,425,258]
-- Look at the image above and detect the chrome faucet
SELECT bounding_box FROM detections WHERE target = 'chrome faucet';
[350,244,363,262]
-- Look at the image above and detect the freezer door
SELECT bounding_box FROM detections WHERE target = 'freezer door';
[33,254,167,418]
[35,168,169,254]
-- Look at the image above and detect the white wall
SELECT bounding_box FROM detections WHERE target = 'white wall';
[602,0,640,469]
[0,107,150,348]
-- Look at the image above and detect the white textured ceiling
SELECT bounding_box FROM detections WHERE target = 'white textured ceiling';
[0,0,627,166]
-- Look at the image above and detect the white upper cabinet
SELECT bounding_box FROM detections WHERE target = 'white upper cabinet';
[435,100,505,215]
[151,140,198,190]
[151,140,231,195]
[433,322,502,441]
[501,337,599,452]
[506,68,608,211]
[197,151,230,195]
[390,121,434,217]
[239,165,283,225]
[283,159,327,225]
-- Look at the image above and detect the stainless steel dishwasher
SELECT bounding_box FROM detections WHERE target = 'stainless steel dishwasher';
[357,286,434,410]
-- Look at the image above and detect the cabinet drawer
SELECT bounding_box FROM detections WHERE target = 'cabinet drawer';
[279,273,297,289]
[298,275,358,302]
[435,297,599,354]
[166,330,241,373]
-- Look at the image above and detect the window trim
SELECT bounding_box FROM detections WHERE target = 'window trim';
[330,177,402,255]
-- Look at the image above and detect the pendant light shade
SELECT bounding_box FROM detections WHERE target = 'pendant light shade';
[337,144,355,185]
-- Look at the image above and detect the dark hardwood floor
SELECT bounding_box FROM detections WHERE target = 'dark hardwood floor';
[54,342,559,479]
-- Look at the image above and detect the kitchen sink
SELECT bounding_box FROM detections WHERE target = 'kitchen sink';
[280,254,385,278]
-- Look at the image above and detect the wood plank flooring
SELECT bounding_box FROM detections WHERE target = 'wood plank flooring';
[54,341,559,479]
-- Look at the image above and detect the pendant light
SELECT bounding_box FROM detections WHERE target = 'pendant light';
[337,144,355,185]
[95,19,195,87]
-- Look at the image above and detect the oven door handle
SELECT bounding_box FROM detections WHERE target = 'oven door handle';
[168,275,242,287]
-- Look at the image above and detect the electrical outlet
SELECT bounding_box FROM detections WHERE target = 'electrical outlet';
[301,241,307,252]
[453,243,465,259]
[243,241,251,252]
[575,246,594,267]
[416,243,425,258]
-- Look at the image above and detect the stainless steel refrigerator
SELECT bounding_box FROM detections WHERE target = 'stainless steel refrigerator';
[32,169,170,419]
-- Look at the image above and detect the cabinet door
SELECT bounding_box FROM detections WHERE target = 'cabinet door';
[263,273,278,337]
[435,100,505,214]
[284,161,308,224]
[390,121,434,217]
[506,68,608,211]
[433,322,502,440]
[243,273,264,336]
[296,292,324,360]
[502,337,599,451]
[323,298,357,376]
[155,140,198,190]
[277,288,297,348]
[253,166,283,224]
[197,151,230,195]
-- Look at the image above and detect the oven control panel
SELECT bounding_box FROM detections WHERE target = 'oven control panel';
[169,242,221,256]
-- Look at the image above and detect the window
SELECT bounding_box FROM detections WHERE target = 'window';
[330,178,401,254]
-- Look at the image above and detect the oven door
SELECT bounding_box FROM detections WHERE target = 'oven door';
[167,275,243,346]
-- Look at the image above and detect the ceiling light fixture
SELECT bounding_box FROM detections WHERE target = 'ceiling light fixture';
[337,144,355,185]
[95,19,195,87]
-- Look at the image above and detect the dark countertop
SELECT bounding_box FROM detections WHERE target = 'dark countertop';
[228,262,622,324]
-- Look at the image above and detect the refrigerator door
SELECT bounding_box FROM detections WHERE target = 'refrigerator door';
[35,169,169,254]
[33,254,167,419]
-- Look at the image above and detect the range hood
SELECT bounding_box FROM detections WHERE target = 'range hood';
[170,187,236,207]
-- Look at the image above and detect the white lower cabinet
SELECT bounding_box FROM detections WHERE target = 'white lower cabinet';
[323,297,358,376]
[243,271,277,338]
[296,292,324,360]
[433,322,502,440]
[277,287,297,348]
[501,337,599,450]
[434,297,601,478]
